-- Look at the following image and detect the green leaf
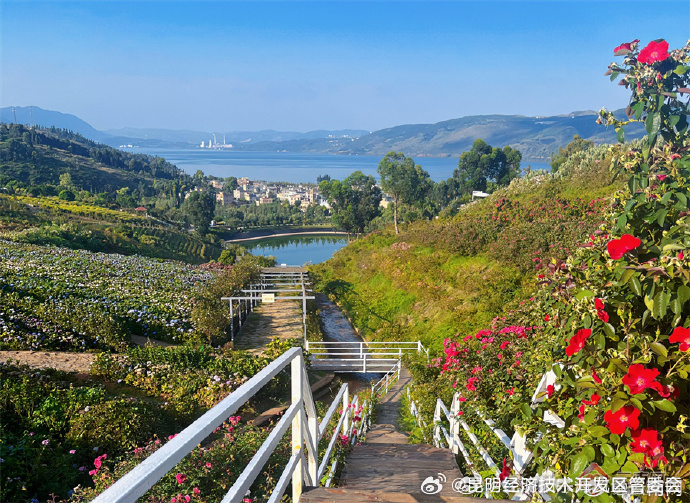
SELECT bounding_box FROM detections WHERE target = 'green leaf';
[652,290,670,319]
[646,112,661,135]
[576,289,595,300]
[620,269,635,284]
[521,402,532,418]
[616,127,625,143]
[674,65,689,75]
[650,342,668,358]
[621,460,638,473]
[600,444,615,458]
[630,276,642,296]
[671,298,682,315]
[571,452,590,477]
[662,243,684,251]
[677,192,687,206]
[661,191,672,205]
[630,397,643,410]
[653,399,677,413]
[677,285,690,306]
[617,213,627,231]
[656,209,669,226]
[589,426,609,438]
[603,323,615,338]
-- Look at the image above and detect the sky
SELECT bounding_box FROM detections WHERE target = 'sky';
[1,1,689,132]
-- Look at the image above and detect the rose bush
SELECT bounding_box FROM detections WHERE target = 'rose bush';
[420,38,690,502]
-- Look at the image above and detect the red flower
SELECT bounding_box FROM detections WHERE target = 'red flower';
[607,234,641,259]
[578,404,586,421]
[544,314,550,322]
[595,298,604,310]
[499,457,510,481]
[678,251,684,261]
[604,405,640,435]
[175,473,187,484]
[592,369,602,384]
[507,387,515,396]
[622,364,660,394]
[546,384,555,398]
[566,329,592,356]
[606,234,642,260]
[582,393,600,406]
[614,39,639,56]
[638,40,669,64]
[631,428,667,468]
[670,326,690,351]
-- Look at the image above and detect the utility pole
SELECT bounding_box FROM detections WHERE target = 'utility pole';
[12,107,16,123]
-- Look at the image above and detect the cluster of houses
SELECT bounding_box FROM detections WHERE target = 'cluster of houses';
[185,177,395,211]
[207,177,328,209]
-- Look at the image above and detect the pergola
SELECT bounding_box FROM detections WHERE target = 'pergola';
[221,267,315,342]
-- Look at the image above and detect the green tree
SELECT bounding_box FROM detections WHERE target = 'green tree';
[550,135,593,172]
[319,171,381,237]
[453,139,522,196]
[377,151,432,234]
[182,191,216,235]
[224,176,238,191]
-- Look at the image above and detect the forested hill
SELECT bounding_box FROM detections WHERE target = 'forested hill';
[0,123,190,192]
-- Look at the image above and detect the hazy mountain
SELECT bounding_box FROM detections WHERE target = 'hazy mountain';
[230,110,643,161]
[1,106,644,161]
[0,106,111,142]
[103,127,370,145]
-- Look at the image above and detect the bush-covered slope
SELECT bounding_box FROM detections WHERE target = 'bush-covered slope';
[310,141,621,353]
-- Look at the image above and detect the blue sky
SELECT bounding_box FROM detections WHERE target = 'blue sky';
[1,1,688,132]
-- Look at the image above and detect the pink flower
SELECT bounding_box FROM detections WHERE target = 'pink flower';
[176,473,187,484]
[193,488,200,495]
[205,462,212,468]
[69,449,76,454]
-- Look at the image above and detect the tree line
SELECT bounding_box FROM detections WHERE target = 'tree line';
[319,138,522,236]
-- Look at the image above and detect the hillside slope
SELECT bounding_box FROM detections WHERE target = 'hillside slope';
[310,142,622,351]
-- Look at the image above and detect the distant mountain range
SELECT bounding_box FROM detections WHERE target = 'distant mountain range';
[1,106,644,161]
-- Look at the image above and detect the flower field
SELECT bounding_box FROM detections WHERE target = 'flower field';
[0,240,213,351]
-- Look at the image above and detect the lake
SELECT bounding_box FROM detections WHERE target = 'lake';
[134,148,551,183]
[243,235,349,265]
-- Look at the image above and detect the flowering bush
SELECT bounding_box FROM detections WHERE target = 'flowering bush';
[416,38,690,502]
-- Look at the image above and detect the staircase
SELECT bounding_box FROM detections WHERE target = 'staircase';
[302,368,505,503]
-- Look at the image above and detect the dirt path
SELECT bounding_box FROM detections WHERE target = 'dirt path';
[233,299,304,353]
[0,351,96,373]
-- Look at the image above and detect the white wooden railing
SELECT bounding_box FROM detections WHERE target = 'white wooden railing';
[307,341,426,373]
[91,347,368,503]
[405,367,562,501]
[370,359,401,398]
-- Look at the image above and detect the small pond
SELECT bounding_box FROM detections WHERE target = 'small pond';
[244,235,349,265]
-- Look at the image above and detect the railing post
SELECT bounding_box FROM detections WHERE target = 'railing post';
[291,355,304,501]
[229,300,234,342]
[433,399,442,447]
[449,393,459,455]
[359,342,363,359]
[342,384,350,435]
[362,353,367,374]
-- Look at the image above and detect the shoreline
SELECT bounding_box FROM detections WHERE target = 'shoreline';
[225,228,348,243]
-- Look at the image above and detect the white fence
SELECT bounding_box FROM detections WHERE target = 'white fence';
[91,347,369,503]
[407,368,562,501]
[307,341,426,373]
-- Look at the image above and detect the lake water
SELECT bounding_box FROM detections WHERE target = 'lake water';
[134,148,551,183]
[244,235,349,265]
